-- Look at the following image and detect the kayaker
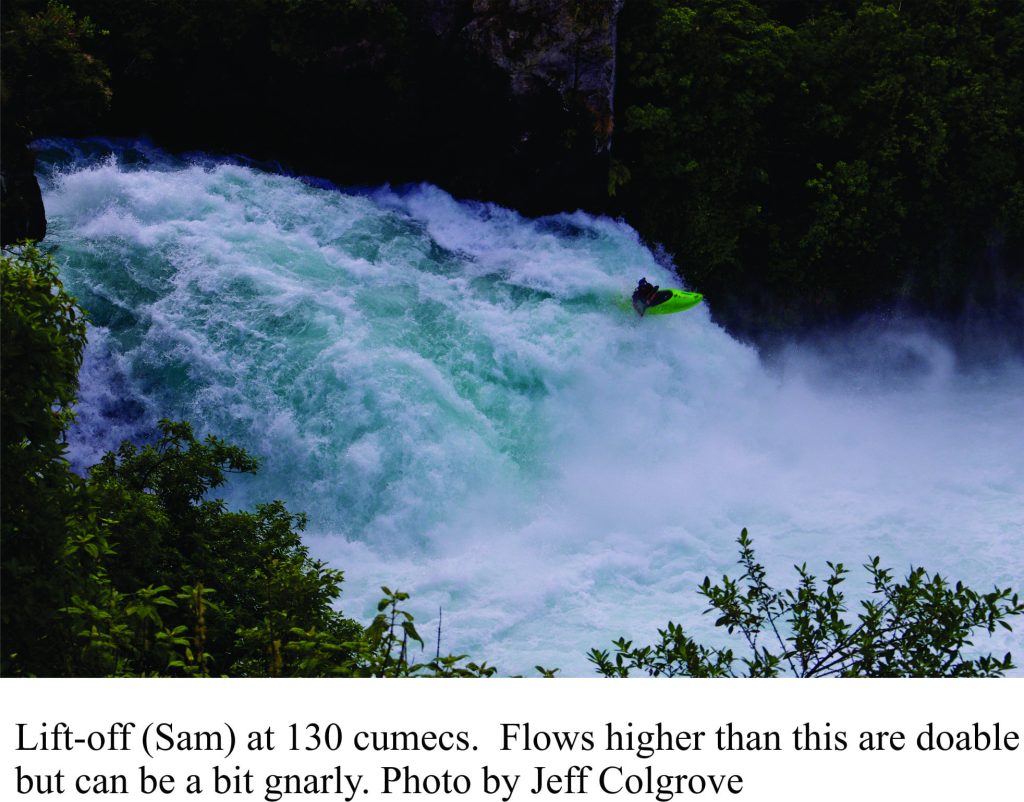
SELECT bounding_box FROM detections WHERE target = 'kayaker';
[632,277,660,316]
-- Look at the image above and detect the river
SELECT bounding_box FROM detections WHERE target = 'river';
[37,139,1024,674]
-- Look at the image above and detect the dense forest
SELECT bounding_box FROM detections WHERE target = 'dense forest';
[2,2,1023,676]
[4,0,1022,345]
[615,0,1024,343]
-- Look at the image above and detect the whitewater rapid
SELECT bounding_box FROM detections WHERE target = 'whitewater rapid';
[38,140,1024,674]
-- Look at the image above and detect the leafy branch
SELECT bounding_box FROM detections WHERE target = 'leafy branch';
[591,529,1022,678]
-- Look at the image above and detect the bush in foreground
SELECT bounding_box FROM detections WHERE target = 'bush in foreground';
[590,529,1023,677]
[1,245,495,677]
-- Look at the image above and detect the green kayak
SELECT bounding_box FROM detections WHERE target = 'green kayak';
[643,288,703,315]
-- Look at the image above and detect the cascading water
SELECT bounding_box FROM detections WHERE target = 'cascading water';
[37,140,1024,674]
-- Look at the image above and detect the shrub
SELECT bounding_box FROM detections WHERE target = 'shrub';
[590,529,1023,677]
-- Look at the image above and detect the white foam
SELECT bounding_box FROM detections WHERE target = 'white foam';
[40,142,1024,675]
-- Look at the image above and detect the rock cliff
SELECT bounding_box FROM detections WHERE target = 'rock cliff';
[461,0,623,154]
[1,134,47,246]
[411,0,624,211]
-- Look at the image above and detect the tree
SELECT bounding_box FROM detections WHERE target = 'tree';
[1,1,112,242]
[590,529,1023,677]
[1,244,87,673]
[612,1,1024,340]
[0,244,497,677]
[64,419,365,676]
[1,0,111,137]
[0,244,364,676]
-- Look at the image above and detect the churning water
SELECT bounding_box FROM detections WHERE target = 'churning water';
[37,140,1024,674]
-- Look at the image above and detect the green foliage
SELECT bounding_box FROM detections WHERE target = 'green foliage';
[0,245,329,675]
[613,1,1024,335]
[615,1,791,273]
[58,419,360,676]
[1,244,87,673]
[0,245,506,676]
[5,403,505,676]
[590,529,1024,677]
[289,587,499,678]
[1,244,85,472]
[11,1,1021,334]
[1,0,111,137]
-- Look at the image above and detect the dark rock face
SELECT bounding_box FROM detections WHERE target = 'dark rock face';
[407,0,624,213]
[1,0,626,242]
[1,136,46,246]
[84,0,624,217]
[462,0,623,154]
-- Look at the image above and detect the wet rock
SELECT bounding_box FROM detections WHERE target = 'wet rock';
[462,0,624,155]
[406,1,623,212]
[1,136,46,245]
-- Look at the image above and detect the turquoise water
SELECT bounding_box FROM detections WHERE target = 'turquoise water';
[38,140,1024,674]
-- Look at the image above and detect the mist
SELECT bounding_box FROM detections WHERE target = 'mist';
[40,140,1023,674]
